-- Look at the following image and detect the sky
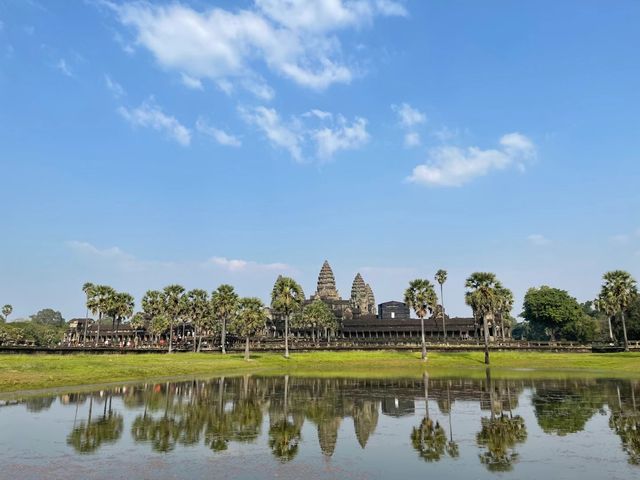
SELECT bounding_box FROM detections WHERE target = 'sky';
[1,0,639,321]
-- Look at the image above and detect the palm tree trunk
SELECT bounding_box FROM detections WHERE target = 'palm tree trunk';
[483,313,490,365]
[608,316,615,341]
[284,315,290,359]
[440,284,446,340]
[168,318,174,353]
[221,317,227,354]
[83,307,89,347]
[96,312,102,347]
[500,314,505,341]
[420,316,427,361]
[245,337,250,361]
[193,326,197,352]
[621,311,629,352]
[197,332,203,352]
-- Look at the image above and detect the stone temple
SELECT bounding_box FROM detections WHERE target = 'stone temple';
[309,261,377,320]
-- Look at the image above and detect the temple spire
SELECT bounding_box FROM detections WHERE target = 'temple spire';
[312,260,341,300]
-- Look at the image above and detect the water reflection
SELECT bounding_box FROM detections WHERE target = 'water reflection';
[3,374,640,477]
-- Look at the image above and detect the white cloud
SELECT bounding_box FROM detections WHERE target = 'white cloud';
[206,256,289,273]
[527,234,550,246]
[240,106,369,162]
[106,0,406,94]
[312,116,369,160]
[432,126,459,142]
[105,74,125,98]
[404,131,420,148]
[610,234,630,245]
[392,102,426,128]
[118,99,191,146]
[180,73,203,90]
[56,58,72,77]
[68,240,290,274]
[408,132,536,187]
[240,106,304,161]
[196,117,241,147]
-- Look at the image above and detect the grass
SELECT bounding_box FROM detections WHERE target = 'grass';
[2,350,640,394]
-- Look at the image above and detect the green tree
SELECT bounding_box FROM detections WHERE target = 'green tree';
[435,269,448,339]
[232,297,267,360]
[105,292,134,335]
[523,286,598,343]
[185,289,210,352]
[465,272,503,365]
[86,285,116,346]
[162,285,186,353]
[271,276,305,359]
[404,279,438,361]
[30,308,65,326]
[297,299,337,346]
[1,304,12,323]
[141,290,166,346]
[211,284,239,355]
[600,270,638,351]
[495,286,514,340]
[81,282,94,346]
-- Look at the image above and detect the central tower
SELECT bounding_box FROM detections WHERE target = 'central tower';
[311,260,342,301]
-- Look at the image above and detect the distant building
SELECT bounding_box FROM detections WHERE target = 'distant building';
[378,301,410,320]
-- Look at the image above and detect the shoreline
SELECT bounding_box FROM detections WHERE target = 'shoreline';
[2,350,640,395]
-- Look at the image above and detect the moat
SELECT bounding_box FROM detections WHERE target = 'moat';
[1,374,639,479]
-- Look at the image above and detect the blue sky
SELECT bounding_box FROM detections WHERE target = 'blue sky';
[1,0,639,320]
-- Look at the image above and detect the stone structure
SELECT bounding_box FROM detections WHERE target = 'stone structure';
[350,273,376,315]
[378,301,410,320]
[311,261,340,301]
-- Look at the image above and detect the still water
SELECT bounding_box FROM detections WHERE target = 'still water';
[1,373,639,479]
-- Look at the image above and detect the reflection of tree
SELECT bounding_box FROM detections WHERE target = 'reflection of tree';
[67,395,123,454]
[445,381,459,458]
[410,373,447,462]
[610,383,640,465]
[25,396,55,412]
[476,415,526,471]
[533,382,604,436]
[268,375,302,462]
[477,369,527,472]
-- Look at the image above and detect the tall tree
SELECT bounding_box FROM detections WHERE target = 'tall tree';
[30,308,65,326]
[404,279,438,361]
[465,272,503,365]
[82,282,95,346]
[87,285,116,346]
[601,270,638,351]
[211,285,239,355]
[594,294,616,341]
[434,270,448,339]
[297,300,336,346]
[185,289,210,352]
[162,285,186,353]
[141,290,165,346]
[232,297,267,360]
[495,286,514,340]
[105,292,134,337]
[1,304,12,323]
[271,276,305,359]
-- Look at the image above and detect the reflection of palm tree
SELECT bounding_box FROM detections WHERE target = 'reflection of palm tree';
[445,381,459,458]
[477,369,527,471]
[476,415,527,471]
[411,372,447,462]
[269,375,302,462]
[610,382,640,465]
[67,395,123,454]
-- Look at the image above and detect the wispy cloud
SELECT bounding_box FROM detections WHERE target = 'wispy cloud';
[105,74,125,98]
[408,132,536,187]
[118,98,191,146]
[240,105,369,163]
[196,117,241,147]
[527,234,551,246]
[103,0,406,96]
[205,256,290,273]
[180,73,203,90]
[56,58,72,77]
[392,102,425,148]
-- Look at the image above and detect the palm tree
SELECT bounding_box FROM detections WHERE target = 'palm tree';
[594,293,616,342]
[465,272,503,365]
[185,289,210,352]
[404,279,438,361]
[87,285,116,346]
[434,270,448,339]
[232,297,267,360]
[105,291,134,341]
[211,285,239,355]
[1,304,12,322]
[298,299,336,346]
[495,286,514,340]
[162,285,186,353]
[601,270,638,351]
[271,276,305,359]
[81,282,95,346]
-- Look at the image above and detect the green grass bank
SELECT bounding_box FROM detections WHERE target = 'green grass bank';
[2,350,640,394]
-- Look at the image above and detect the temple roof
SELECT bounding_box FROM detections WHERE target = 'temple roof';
[313,260,341,300]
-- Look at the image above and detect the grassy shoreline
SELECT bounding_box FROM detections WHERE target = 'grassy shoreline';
[2,350,640,394]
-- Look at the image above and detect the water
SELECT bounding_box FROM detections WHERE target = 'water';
[1,374,639,479]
